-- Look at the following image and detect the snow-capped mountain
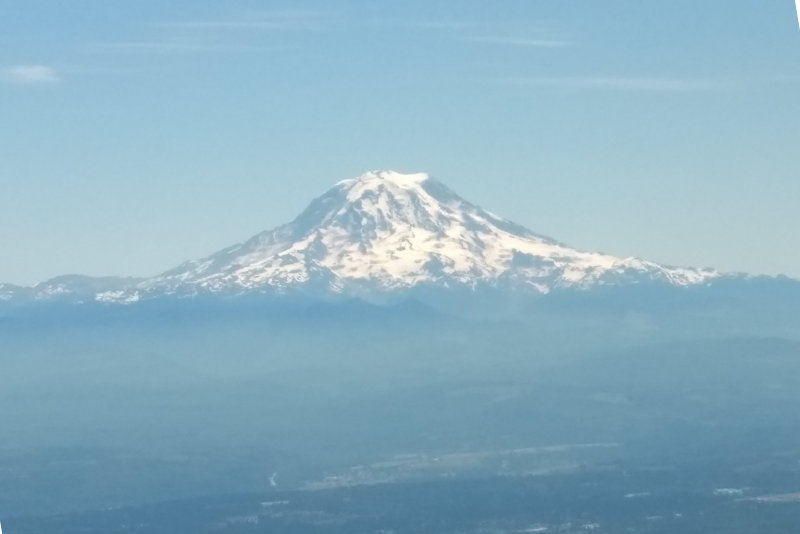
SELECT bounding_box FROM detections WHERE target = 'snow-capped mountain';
[0,276,144,304]
[3,170,728,306]
[114,170,718,302]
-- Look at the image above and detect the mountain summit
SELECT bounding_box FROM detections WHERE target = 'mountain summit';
[3,170,725,305]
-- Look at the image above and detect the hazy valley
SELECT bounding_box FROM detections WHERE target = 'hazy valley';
[2,172,799,532]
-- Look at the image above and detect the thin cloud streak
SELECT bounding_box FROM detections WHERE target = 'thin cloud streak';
[156,21,319,30]
[471,36,574,48]
[2,64,61,84]
[155,10,327,32]
[406,20,475,30]
[91,11,318,56]
[91,42,272,54]
[505,76,721,92]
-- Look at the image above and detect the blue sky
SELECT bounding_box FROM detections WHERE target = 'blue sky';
[2,0,799,285]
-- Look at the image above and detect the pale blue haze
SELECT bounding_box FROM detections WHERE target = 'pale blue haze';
[1,0,799,284]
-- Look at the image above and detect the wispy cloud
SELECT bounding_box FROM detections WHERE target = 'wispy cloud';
[156,21,313,31]
[405,20,475,31]
[91,10,324,56]
[505,76,721,92]
[2,64,61,84]
[155,10,327,32]
[471,36,574,48]
[90,42,271,54]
